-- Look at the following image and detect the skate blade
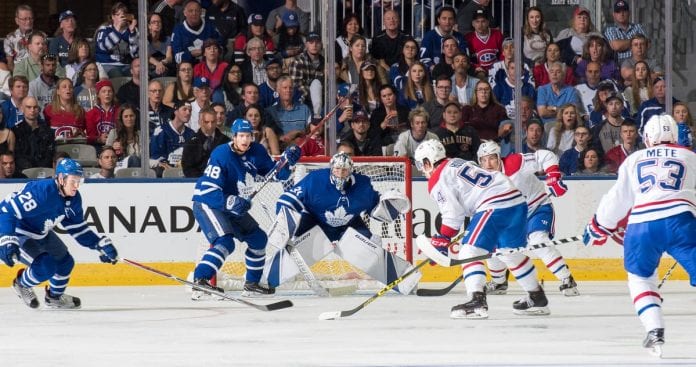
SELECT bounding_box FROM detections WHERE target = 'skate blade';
[513,306,550,316]
[562,287,580,297]
[44,304,81,310]
[648,344,663,358]
[487,289,508,295]
[450,308,489,319]
[241,291,275,298]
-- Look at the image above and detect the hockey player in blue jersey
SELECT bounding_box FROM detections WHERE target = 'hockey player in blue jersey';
[260,152,419,294]
[583,114,696,357]
[191,118,300,298]
[0,158,119,309]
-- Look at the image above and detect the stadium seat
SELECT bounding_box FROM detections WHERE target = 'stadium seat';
[83,167,102,177]
[162,167,185,178]
[22,167,54,179]
[56,144,98,167]
[109,76,132,93]
[115,168,158,178]
[154,76,177,90]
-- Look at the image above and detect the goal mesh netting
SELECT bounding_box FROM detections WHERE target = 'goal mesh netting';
[205,156,413,291]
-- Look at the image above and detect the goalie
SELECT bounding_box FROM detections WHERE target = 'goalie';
[260,152,420,294]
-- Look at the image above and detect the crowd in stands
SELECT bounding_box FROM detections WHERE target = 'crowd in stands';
[0,0,693,179]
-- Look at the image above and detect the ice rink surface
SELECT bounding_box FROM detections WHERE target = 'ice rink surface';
[0,281,694,367]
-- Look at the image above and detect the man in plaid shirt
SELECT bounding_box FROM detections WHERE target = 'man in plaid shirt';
[289,32,325,120]
[603,0,646,64]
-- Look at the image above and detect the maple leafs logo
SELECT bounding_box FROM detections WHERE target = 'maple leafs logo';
[237,172,256,199]
[324,206,354,227]
[43,215,65,233]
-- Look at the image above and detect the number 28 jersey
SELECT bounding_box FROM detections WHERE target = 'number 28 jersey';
[596,145,696,227]
[427,158,526,231]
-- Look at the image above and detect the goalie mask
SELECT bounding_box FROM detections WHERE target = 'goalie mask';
[643,114,677,147]
[329,152,353,191]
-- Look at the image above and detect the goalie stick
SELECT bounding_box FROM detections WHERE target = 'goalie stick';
[119,258,293,312]
[657,261,678,289]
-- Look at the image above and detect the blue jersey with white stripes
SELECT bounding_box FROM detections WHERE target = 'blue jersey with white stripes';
[0,179,100,248]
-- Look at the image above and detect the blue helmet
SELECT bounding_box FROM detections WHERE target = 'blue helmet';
[231,118,253,135]
[55,158,84,178]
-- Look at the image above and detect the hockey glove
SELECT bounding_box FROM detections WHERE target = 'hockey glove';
[430,235,451,266]
[0,235,20,267]
[282,145,301,166]
[225,195,251,216]
[582,216,614,247]
[545,167,568,197]
[97,236,118,264]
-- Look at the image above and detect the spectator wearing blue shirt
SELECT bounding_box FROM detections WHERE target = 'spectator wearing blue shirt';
[266,75,311,145]
[536,61,582,124]
[1,76,28,129]
[94,2,139,77]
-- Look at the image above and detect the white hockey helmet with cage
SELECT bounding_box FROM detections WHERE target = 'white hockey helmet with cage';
[643,114,678,147]
[329,152,354,191]
[476,140,502,164]
[414,139,446,172]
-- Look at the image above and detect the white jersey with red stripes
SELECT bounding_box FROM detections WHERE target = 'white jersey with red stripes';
[427,158,526,231]
[501,150,559,217]
[595,144,696,227]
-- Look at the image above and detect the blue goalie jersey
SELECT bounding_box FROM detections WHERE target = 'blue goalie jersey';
[0,179,100,247]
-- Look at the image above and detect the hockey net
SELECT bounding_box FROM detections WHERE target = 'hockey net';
[210,156,413,291]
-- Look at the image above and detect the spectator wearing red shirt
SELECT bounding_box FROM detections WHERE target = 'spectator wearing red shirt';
[86,80,119,145]
[43,78,85,139]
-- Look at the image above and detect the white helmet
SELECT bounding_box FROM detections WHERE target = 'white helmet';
[329,152,354,191]
[476,140,501,164]
[643,114,677,147]
[414,139,446,172]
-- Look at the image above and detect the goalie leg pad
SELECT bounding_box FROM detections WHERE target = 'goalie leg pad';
[628,271,664,332]
[459,244,488,293]
[261,226,332,287]
[499,252,541,292]
[266,206,303,253]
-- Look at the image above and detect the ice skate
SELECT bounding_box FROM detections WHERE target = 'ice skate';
[559,275,579,296]
[512,288,550,315]
[484,278,508,295]
[643,328,664,358]
[450,292,488,319]
[12,269,39,309]
[44,287,81,309]
[241,281,275,298]
[191,278,225,301]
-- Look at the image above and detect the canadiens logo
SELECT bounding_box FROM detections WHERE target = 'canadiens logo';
[324,206,354,227]
[479,51,498,64]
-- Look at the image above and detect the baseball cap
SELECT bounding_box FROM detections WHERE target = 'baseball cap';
[605,91,624,104]
[95,80,113,94]
[472,8,489,21]
[307,32,321,42]
[337,83,351,97]
[248,13,264,26]
[360,61,376,71]
[59,10,75,23]
[174,100,192,110]
[614,0,629,12]
[573,6,590,17]
[282,10,299,28]
[264,57,282,69]
[193,77,210,88]
[597,80,616,92]
[351,109,369,122]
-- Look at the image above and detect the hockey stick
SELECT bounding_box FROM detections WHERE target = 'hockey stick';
[416,234,582,267]
[657,261,679,289]
[119,258,293,312]
[318,232,466,320]
[416,275,463,296]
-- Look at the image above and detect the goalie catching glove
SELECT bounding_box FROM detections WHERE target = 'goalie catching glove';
[370,189,411,222]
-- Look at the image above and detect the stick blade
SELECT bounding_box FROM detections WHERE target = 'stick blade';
[264,299,294,311]
[318,311,342,320]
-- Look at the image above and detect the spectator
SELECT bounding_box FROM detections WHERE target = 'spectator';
[371,9,411,71]
[493,60,536,119]
[498,96,538,156]
[274,11,305,60]
[217,64,242,112]
[193,39,228,101]
[603,120,641,173]
[49,10,78,67]
[266,76,312,146]
[182,107,230,177]
[29,54,61,114]
[523,6,553,67]
[163,61,194,108]
[151,0,184,38]
[0,109,15,154]
[451,53,478,106]
[620,34,662,86]
[457,0,490,36]
[243,104,279,155]
[533,43,575,87]
[233,13,275,65]
[336,140,356,156]
[340,109,383,156]
[522,119,545,153]
[393,107,439,160]
[334,84,360,136]
[555,6,600,66]
[74,61,101,111]
[189,77,212,132]
[44,78,86,140]
[339,35,383,86]
[90,146,117,178]
[15,32,66,83]
[94,2,139,77]
[150,101,195,175]
[146,12,174,78]
[575,147,609,175]
[489,37,533,89]
[389,38,420,90]
[147,80,174,136]
[592,92,626,154]
[465,8,504,76]
[637,77,677,134]
[434,101,480,161]
[430,36,460,81]
[559,125,591,175]
[116,58,142,107]
[65,38,108,83]
[289,32,324,119]
[673,102,694,148]
[575,61,601,120]
[420,6,467,67]
[536,61,582,124]
[574,35,619,84]
[260,58,297,109]
[423,76,455,129]
[3,4,34,71]
[85,80,118,146]
[106,104,141,168]
[0,152,28,178]
[546,103,582,155]
[588,80,621,129]
[240,37,269,86]
[171,0,222,64]
[335,14,366,63]
[211,102,229,138]
[623,60,653,117]
[206,0,247,46]
[603,0,647,65]
[226,83,267,123]
[1,76,29,129]
[12,96,55,171]
[370,84,410,145]
[398,61,433,109]
[462,80,507,140]
[267,0,310,37]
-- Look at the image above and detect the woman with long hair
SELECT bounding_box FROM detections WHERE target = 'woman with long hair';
[163,61,195,108]
[574,35,618,83]
[672,101,694,148]
[389,38,419,90]
[546,103,582,154]
[43,78,86,140]
[461,79,508,141]
[85,80,119,146]
[623,60,653,117]
[65,38,107,83]
[146,12,173,78]
[245,104,280,156]
[339,35,383,85]
[398,61,434,109]
[523,6,553,66]
[49,10,79,67]
[357,61,386,116]
[220,63,243,110]
[106,103,141,166]
[533,42,575,87]
[575,147,609,175]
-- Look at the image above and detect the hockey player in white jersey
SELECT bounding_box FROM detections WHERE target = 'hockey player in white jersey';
[260,152,419,294]
[583,114,696,357]
[0,158,119,309]
[191,118,300,298]
[414,139,550,319]
[476,140,579,296]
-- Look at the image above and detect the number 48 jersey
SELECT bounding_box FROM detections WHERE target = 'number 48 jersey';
[596,145,696,227]
[428,158,526,231]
